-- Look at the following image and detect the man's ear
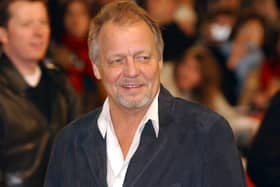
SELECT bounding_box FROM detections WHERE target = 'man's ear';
[92,63,102,80]
[0,27,8,44]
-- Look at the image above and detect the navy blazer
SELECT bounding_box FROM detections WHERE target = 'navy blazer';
[45,87,247,187]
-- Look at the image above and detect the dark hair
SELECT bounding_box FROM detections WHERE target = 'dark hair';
[0,0,47,27]
[207,7,237,22]
[262,25,280,58]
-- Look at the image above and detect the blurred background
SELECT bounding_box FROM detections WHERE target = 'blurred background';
[3,0,280,186]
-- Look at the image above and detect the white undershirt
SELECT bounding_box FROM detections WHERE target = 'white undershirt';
[97,92,159,187]
[23,66,42,87]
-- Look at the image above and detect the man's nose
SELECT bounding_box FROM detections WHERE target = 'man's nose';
[124,58,140,77]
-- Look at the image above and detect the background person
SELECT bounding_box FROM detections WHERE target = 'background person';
[199,7,238,106]
[162,45,259,148]
[51,0,105,113]
[0,0,78,186]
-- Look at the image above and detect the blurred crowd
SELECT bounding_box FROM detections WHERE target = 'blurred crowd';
[1,0,280,186]
[48,0,280,122]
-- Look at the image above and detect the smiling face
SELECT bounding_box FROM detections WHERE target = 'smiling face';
[93,20,162,111]
[0,1,50,65]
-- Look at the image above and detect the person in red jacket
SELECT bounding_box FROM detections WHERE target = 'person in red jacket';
[51,0,106,112]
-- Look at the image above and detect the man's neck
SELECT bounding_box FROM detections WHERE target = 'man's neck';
[109,101,151,158]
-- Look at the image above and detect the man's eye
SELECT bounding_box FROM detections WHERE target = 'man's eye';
[110,57,125,64]
[135,55,150,63]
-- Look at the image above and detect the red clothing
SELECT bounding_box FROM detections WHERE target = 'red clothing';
[62,34,96,93]
[246,173,255,187]
[260,58,280,90]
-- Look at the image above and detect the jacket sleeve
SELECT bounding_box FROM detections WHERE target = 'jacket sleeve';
[202,117,247,187]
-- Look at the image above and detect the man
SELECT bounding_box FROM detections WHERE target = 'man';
[0,0,78,186]
[45,1,246,186]
[247,91,280,186]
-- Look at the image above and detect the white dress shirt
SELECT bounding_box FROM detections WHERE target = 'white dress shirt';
[97,92,159,187]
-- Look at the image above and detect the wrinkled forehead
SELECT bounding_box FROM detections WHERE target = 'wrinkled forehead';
[98,19,156,48]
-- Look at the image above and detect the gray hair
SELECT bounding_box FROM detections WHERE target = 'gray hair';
[88,0,164,64]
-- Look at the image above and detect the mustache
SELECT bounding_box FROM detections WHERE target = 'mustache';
[118,78,146,86]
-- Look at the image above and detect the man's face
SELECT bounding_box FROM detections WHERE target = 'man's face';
[0,1,50,64]
[93,20,162,110]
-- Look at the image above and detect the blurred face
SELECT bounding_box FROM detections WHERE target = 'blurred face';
[64,1,90,38]
[236,19,264,48]
[176,55,201,92]
[146,0,178,24]
[207,14,235,43]
[218,0,240,10]
[214,14,236,28]
[0,1,50,65]
[93,20,162,110]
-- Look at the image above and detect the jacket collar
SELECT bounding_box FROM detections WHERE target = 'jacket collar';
[0,53,64,94]
[81,85,175,186]
[0,52,67,125]
[0,53,29,95]
[82,109,108,187]
[123,85,175,186]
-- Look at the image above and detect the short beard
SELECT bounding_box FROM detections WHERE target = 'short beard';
[116,93,152,109]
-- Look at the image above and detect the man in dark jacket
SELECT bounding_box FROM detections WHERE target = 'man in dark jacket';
[247,91,280,187]
[45,1,246,187]
[0,0,78,186]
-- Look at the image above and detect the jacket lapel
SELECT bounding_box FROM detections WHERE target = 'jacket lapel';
[82,119,107,187]
[80,86,175,187]
[123,86,175,186]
